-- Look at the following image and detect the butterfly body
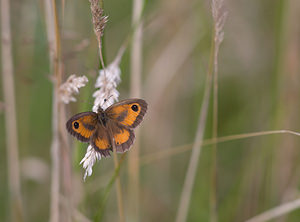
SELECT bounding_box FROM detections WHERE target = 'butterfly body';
[66,99,147,157]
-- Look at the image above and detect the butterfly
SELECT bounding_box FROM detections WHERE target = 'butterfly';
[66,99,148,157]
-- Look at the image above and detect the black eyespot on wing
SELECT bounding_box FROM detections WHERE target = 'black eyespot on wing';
[131,104,138,112]
[74,121,79,129]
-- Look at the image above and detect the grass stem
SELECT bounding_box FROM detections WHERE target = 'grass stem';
[94,153,127,221]
[141,130,300,166]
[128,0,144,221]
[175,32,215,222]
[1,0,24,220]
[112,145,125,222]
[245,197,300,222]
[44,0,63,221]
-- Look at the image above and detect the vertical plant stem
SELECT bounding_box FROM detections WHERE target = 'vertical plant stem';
[98,0,105,72]
[210,1,226,220]
[94,153,127,222]
[59,2,72,221]
[175,38,216,222]
[1,0,24,220]
[129,0,143,221]
[89,0,126,220]
[88,0,125,220]
[211,35,218,222]
[50,90,60,222]
[112,144,125,222]
[44,0,62,221]
[60,107,73,222]
[211,29,223,222]
[272,0,300,218]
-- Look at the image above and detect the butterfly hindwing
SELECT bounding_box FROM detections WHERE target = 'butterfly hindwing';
[66,112,98,142]
[108,121,135,153]
[105,99,147,129]
[90,124,112,157]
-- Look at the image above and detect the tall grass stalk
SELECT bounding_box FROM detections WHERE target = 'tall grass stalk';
[175,36,215,222]
[112,144,125,222]
[211,0,227,221]
[272,1,300,220]
[1,0,24,220]
[94,153,127,221]
[129,0,144,221]
[59,3,73,222]
[175,2,227,220]
[44,0,63,221]
[88,1,125,221]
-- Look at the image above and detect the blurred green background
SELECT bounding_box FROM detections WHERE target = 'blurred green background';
[1,0,300,221]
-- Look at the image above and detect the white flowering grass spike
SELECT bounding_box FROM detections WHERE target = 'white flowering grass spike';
[59,74,88,104]
[80,59,121,180]
[80,145,102,181]
[92,62,121,111]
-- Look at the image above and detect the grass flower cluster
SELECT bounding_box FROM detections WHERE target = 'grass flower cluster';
[59,75,88,104]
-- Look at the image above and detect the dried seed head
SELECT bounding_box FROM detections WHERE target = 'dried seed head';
[212,0,228,45]
[89,0,108,38]
[59,74,88,104]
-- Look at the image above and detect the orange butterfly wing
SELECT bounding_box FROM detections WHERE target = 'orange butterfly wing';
[66,112,98,142]
[91,121,135,156]
[91,124,112,157]
[108,121,135,153]
[105,99,147,129]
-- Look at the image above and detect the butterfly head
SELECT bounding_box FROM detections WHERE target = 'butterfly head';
[97,105,104,113]
[98,111,108,127]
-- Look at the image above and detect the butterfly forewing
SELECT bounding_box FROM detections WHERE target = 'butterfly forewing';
[66,112,98,142]
[105,99,147,129]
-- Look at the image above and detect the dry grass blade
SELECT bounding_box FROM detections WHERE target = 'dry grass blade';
[1,0,24,220]
[141,130,300,166]
[245,197,300,222]
[175,4,221,221]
